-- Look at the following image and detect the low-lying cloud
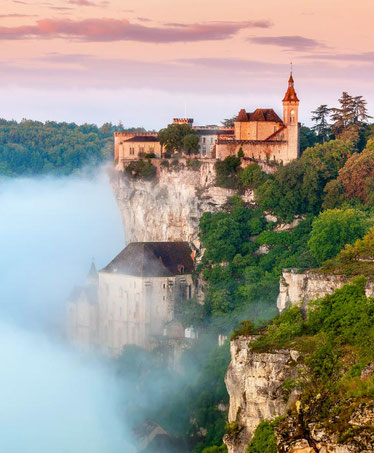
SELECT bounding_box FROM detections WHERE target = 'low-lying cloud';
[0,17,271,42]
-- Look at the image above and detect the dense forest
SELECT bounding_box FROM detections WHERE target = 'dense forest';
[0,119,146,176]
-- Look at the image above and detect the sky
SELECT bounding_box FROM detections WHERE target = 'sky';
[1,0,373,128]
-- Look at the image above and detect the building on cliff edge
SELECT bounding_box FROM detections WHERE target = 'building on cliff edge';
[216,73,300,164]
[114,73,300,167]
[67,242,196,362]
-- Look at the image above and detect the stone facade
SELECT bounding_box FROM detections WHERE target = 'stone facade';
[67,242,195,358]
[114,132,162,164]
[216,74,300,165]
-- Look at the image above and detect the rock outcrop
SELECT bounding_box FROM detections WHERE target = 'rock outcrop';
[223,336,300,453]
[110,162,254,247]
[276,402,374,452]
[277,269,374,312]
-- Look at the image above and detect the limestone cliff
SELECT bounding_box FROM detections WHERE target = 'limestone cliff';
[224,336,374,453]
[277,268,374,312]
[110,162,254,247]
[223,336,300,453]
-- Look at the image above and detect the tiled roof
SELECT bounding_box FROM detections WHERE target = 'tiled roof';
[236,108,283,123]
[101,242,194,277]
[125,136,159,143]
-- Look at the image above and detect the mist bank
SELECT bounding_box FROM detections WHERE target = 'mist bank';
[0,167,135,452]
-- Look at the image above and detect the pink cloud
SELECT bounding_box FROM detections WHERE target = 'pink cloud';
[0,17,271,42]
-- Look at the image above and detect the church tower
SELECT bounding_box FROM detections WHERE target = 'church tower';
[283,72,300,160]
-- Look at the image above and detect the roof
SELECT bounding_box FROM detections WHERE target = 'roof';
[236,108,283,123]
[283,74,299,102]
[125,136,159,143]
[101,242,194,277]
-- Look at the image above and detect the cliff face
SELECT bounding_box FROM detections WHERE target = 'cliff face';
[110,162,254,247]
[223,337,300,453]
[224,337,374,453]
[277,269,374,312]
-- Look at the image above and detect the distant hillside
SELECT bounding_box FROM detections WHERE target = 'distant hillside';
[0,119,145,176]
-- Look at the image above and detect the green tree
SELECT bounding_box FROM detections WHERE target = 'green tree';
[307,208,367,264]
[158,123,197,154]
[238,163,267,189]
[183,133,199,155]
[311,105,331,142]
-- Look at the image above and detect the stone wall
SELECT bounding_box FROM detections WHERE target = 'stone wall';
[277,269,374,312]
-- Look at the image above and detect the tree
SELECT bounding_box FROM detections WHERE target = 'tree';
[215,156,242,188]
[237,147,244,159]
[330,92,355,137]
[238,163,267,189]
[334,140,374,203]
[307,208,367,264]
[311,105,331,142]
[158,123,197,154]
[300,125,318,152]
[221,115,237,127]
[183,133,199,155]
[352,96,372,126]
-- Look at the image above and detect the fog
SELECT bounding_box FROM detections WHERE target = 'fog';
[0,168,136,452]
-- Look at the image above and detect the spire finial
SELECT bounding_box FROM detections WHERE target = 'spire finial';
[290,61,293,76]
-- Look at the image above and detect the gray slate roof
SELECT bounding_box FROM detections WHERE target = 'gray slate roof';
[100,242,194,277]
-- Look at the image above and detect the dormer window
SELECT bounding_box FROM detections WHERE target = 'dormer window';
[177,264,185,274]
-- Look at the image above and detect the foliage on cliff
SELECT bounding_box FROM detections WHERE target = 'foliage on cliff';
[198,197,316,320]
[0,119,131,175]
[307,208,370,264]
[321,227,374,276]
[248,280,374,443]
[255,139,353,221]
[246,419,278,453]
[158,123,199,155]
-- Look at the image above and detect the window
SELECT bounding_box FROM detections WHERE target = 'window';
[149,146,154,153]
[129,147,135,155]
[202,137,206,144]
[139,146,144,153]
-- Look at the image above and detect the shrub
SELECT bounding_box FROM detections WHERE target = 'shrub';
[215,156,241,189]
[238,163,267,189]
[124,159,157,180]
[144,152,155,158]
[246,420,277,453]
[231,320,255,340]
[160,159,169,168]
[238,147,244,159]
[225,421,241,439]
[186,158,202,171]
[202,445,227,453]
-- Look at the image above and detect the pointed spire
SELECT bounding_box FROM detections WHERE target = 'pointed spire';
[283,68,299,103]
[86,260,98,284]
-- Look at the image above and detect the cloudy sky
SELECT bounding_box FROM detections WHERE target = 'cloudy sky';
[1,0,373,128]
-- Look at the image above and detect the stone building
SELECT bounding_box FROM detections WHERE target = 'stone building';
[114,132,162,165]
[216,74,300,164]
[67,242,195,357]
[67,262,99,351]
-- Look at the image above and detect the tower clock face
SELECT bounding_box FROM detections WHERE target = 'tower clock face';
[290,110,295,115]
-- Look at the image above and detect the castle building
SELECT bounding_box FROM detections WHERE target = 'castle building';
[216,74,300,164]
[67,242,195,357]
[114,132,163,165]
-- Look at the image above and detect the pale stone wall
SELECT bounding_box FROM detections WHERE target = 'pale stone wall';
[234,120,283,141]
[118,140,162,161]
[98,271,193,356]
[67,294,98,350]
[216,140,290,163]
